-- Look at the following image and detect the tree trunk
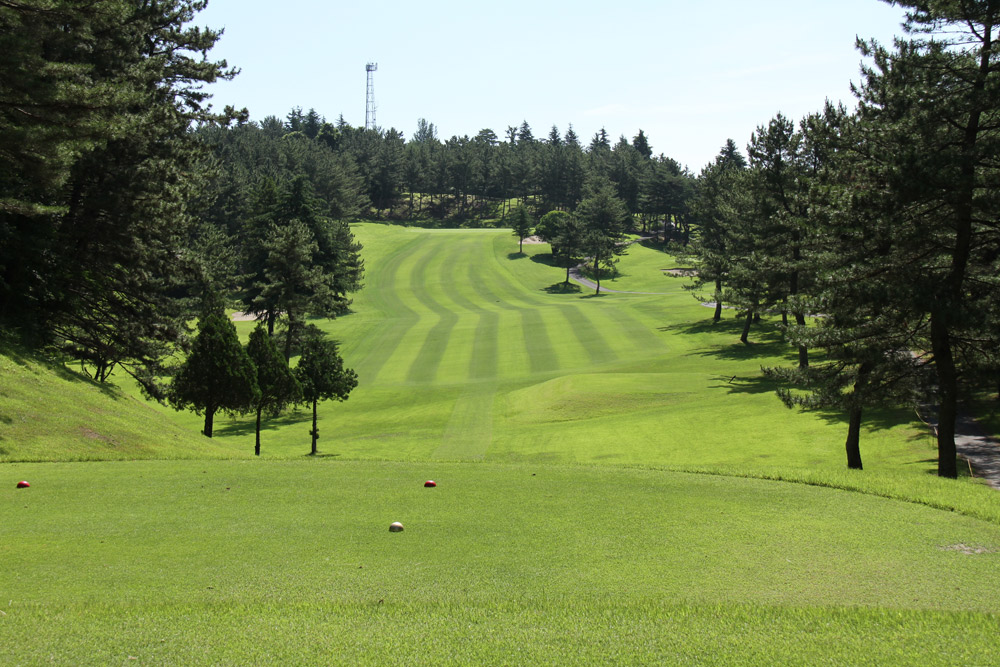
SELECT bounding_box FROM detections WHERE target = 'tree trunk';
[565,265,571,285]
[594,250,602,294]
[203,407,216,438]
[928,20,992,477]
[795,312,808,369]
[740,311,753,344]
[845,404,864,470]
[713,278,723,322]
[931,313,959,478]
[255,405,262,456]
[310,398,319,455]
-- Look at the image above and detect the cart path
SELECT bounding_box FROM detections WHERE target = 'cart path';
[568,266,672,294]
[921,407,1000,489]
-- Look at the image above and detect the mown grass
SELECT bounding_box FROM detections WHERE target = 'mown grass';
[2,460,999,665]
[2,224,1000,664]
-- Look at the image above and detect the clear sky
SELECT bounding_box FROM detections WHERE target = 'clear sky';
[194,0,909,171]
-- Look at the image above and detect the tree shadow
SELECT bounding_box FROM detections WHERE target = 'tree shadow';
[213,410,311,438]
[507,252,527,260]
[708,373,783,395]
[664,317,791,361]
[691,339,789,361]
[809,405,927,434]
[528,252,557,267]
[542,282,581,294]
[580,292,609,299]
[3,336,150,401]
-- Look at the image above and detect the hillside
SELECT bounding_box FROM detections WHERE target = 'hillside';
[0,343,245,462]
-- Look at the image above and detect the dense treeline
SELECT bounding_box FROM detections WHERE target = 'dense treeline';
[0,1,361,439]
[1,0,240,388]
[203,111,696,233]
[687,0,1000,478]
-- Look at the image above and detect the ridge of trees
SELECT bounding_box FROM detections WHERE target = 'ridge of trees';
[200,111,696,233]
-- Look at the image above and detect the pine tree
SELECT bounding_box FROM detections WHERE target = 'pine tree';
[511,205,534,253]
[846,2,1000,477]
[632,130,653,160]
[246,325,301,456]
[294,333,358,456]
[536,210,583,286]
[1,0,237,372]
[169,302,259,438]
[689,142,748,322]
[576,178,630,294]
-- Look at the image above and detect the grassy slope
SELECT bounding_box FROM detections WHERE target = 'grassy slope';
[0,345,244,461]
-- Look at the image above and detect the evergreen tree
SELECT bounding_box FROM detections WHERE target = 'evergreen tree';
[246,325,301,456]
[294,334,358,456]
[632,130,653,160]
[746,113,819,367]
[511,205,534,252]
[689,141,748,322]
[1,0,237,373]
[576,178,630,294]
[844,2,1000,477]
[536,210,583,285]
[169,302,259,438]
[763,104,926,469]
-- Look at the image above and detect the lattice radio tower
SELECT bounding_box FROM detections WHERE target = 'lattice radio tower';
[365,62,378,130]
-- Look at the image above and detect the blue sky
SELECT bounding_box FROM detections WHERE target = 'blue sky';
[195,0,909,171]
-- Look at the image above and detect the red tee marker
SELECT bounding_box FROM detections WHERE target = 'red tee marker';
[423,480,436,487]
[16,480,30,488]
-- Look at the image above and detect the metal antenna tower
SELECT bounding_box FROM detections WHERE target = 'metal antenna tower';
[365,62,378,130]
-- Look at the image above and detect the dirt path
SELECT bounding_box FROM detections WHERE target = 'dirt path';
[921,408,1000,489]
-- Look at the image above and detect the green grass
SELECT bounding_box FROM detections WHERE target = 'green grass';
[2,224,1000,664]
[0,344,243,461]
[2,460,999,665]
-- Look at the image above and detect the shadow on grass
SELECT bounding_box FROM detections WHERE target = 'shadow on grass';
[507,251,527,260]
[1,339,125,400]
[710,372,925,434]
[707,373,781,395]
[528,252,557,267]
[542,282,581,294]
[214,411,311,438]
[664,317,791,361]
[900,457,973,478]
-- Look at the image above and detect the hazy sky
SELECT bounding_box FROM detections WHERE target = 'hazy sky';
[194,0,909,171]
